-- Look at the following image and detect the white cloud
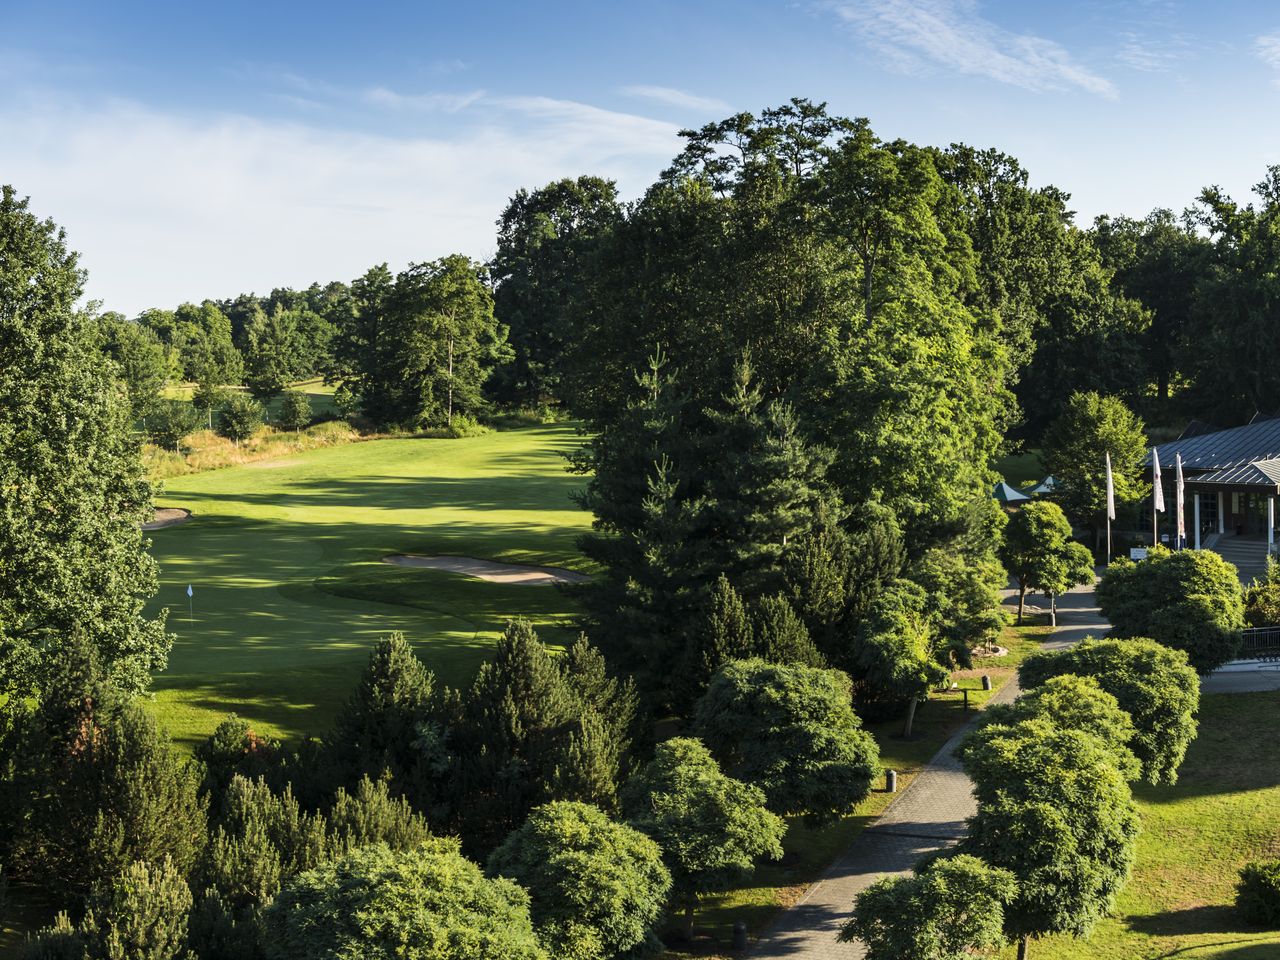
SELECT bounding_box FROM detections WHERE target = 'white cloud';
[823,0,1116,98]
[1257,32,1280,73]
[1116,33,1193,73]
[363,87,486,112]
[0,94,681,315]
[620,85,729,113]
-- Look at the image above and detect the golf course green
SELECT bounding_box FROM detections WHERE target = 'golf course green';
[145,423,593,746]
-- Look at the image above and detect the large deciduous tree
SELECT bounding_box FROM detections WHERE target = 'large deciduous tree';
[0,185,170,697]
[1001,500,1094,625]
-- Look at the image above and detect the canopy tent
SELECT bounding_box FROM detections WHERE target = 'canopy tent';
[993,481,1031,504]
[1027,475,1057,496]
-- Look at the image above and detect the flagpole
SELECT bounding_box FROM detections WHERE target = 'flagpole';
[1105,452,1116,566]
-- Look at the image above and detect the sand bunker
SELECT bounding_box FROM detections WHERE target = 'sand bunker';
[143,507,192,530]
[383,554,590,586]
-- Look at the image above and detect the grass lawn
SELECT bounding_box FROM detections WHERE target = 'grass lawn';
[164,377,340,421]
[666,615,1055,956]
[996,690,1280,960]
[995,448,1044,487]
[145,422,593,747]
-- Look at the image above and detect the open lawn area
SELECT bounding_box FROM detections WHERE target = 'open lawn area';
[144,422,592,747]
[995,448,1044,486]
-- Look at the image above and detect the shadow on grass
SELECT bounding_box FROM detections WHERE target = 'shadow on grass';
[1126,904,1253,939]
[1149,939,1280,959]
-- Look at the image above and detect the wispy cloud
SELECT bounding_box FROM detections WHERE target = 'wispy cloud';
[364,87,485,112]
[1116,33,1194,73]
[620,85,729,113]
[1257,32,1280,76]
[823,0,1116,98]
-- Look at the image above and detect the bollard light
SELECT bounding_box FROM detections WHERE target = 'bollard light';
[982,674,992,691]
[886,769,898,793]
[732,921,748,951]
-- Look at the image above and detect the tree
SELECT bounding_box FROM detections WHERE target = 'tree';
[191,379,229,431]
[98,312,169,423]
[1040,392,1147,544]
[194,714,281,813]
[959,720,1141,959]
[1096,546,1244,672]
[908,547,1006,661]
[0,185,169,698]
[693,659,879,825]
[840,854,1016,959]
[216,393,264,446]
[1019,637,1200,785]
[262,840,547,960]
[244,305,298,399]
[971,674,1141,781]
[621,737,785,937]
[488,801,671,960]
[1244,556,1280,626]
[171,301,242,386]
[1001,501,1094,625]
[326,775,432,856]
[277,390,312,433]
[147,399,201,452]
[749,594,825,667]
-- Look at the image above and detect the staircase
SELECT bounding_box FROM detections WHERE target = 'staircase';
[1212,536,1271,584]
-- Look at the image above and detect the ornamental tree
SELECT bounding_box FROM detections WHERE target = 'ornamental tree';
[277,389,312,433]
[1000,501,1094,625]
[147,399,201,452]
[262,840,547,960]
[488,801,671,960]
[693,659,879,825]
[840,853,1016,959]
[1019,637,1200,785]
[1096,546,1244,672]
[0,185,169,697]
[621,737,785,937]
[215,393,264,446]
[959,720,1141,959]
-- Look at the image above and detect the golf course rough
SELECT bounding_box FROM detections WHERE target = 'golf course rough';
[144,423,593,747]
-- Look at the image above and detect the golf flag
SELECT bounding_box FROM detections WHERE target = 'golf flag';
[186,585,193,598]
[1105,452,1116,521]
[1175,453,1186,545]
[1152,450,1165,513]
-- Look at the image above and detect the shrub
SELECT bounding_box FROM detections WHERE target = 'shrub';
[195,715,281,813]
[1238,859,1280,927]
[262,839,547,960]
[147,399,201,451]
[216,394,265,445]
[694,659,880,825]
[1244,557,1280,626]
[1020,637,1200,785]
[1096,546,1243,672]
[488,801,671,960]
[276,390,312,432]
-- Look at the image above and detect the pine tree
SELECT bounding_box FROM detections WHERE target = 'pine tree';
[751,594,825,667]
[678,575,756,711]
[94,858,194,960]
[327,776,431,855]
[560,636,641,781]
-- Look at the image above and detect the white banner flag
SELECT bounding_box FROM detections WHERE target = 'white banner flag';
[1152,450,1165,513]
[1175,453,1186,544]
[1105,452,1116,521]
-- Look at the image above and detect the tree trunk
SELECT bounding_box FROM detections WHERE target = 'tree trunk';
[1050,592,1058,627]
[1017,583,1027,625]
[684,898,696,940]
[1018,936,1030,960]
[902,696,918,738]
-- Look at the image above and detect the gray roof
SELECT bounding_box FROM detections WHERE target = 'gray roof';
[1150,417,1280,490]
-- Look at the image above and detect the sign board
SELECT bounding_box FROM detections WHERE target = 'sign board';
[1130,547,1149,561]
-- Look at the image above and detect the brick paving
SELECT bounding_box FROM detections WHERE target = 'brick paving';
[750,581,1109,958]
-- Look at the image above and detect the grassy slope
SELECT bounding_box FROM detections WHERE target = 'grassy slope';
[995,448,1044,486]
[146,423,592,746]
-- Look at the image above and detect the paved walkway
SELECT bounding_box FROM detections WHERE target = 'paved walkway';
[751,580,1109,958]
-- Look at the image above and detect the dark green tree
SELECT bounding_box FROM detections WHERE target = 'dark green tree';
[215,394,264,446]
[1019,637,1200,785]
[1096,547,1244,672]
[194,714,281,814]
[0,186,169,698]
[1001,501,1094,625]
[621,737,785,937]
[694,659,879,825]
[97,312,169,423]
[171,301,242,385]
[488,801,670,960]
[749,593,825,667]
[276,389,311,433]
[244,305,298,399]
[326,775,432,856]
[147,399,201,452]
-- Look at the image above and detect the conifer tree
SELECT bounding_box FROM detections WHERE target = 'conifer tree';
[678,574,756,710]
[751,594,825,667]
[327,775,432,856]
[560,636,641,780]
[94,857,194,960]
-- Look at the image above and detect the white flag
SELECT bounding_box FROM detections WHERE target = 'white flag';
[1152,450,1165,513]
[1175,454,1186,543]
[186,584,193,598]
[1105,452,1116,521]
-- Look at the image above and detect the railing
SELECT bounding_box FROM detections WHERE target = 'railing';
[1239,626,1280,658]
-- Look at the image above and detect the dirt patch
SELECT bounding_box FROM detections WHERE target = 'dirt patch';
[143,507,191,530]
[383,554,590,586]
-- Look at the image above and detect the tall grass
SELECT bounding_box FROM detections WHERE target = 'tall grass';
[145,421,360,478]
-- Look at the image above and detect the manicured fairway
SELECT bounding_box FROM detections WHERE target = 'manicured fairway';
[145,423,592,746]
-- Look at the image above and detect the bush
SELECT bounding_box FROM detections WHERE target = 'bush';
[1096,546,1244,672]
[147,399,201,451]
[488,801,671,960]
[1244,557,1280,626]
[1238,859,1280,927]
[262,839,547,960]
[276,390,312,432]
[1020,637,1200,785]
[216,394,265,445]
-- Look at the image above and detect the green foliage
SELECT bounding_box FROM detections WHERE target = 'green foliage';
[1244,557,1280,626]
[93,857,194,960]
[195,715,282,814]
[972,674,1141,781]
[166,301,242,385]
[1019,637,1200,786]
[1096,546,1244,672]
[840,854,1016,959]
[1237,859,1280,928]
[908,547,1006,661]
[1001,500,1095,623]
[188,887,262,960]
[147,398,202,451]
[488,801,671,960]
[191,379,230,422]
[693,659,879,825]
[327,776,432,856]
[216,394,265,445]
[750,594,825,667]
[262,839,547,960]
[0,185,169,698]
[98,312,169,422]
[845,580,949,720]
[244,306,298,399]
[960,720,1141,948]
[621,738,785,920]
[1040,391,1147,531]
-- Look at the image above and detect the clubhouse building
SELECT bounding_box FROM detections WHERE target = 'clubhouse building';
[1148,417,1280,578]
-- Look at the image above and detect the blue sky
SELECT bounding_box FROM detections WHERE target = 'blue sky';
[3,0,1279,315]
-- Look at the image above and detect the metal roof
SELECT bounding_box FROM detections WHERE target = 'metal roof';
[1149,418,1280,490]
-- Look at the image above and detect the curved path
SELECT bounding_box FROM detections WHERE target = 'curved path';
[751,579,1108,958]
